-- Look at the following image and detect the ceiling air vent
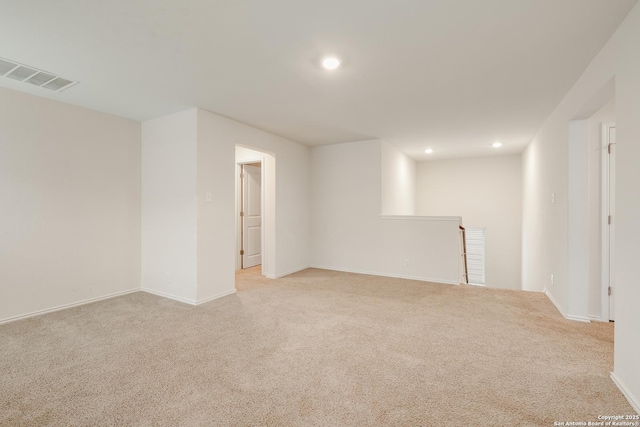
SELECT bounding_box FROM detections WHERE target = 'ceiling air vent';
[42,77,74,91]
[26,72,56,86]
[0,57,78,92]
[0,58,19,75]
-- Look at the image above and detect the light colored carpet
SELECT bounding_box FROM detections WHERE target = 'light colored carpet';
[0,267,634,426]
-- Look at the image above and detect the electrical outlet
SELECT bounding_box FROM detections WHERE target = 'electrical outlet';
[205,192,212,202]
[165,272,171,283]
[551,193,555,204]
[404,259,410,267]
[550,274,554,285]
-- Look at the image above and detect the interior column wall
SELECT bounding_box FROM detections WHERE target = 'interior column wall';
[566,120,590,320]
[196,109,310,302]
[141,109,198,303]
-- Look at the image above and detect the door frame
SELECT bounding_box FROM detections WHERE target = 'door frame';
[236,159,264,271]
[601,122,615,321]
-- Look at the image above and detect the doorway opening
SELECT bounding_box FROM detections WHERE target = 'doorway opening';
[567,89,614,322]
[239,162,262,269]
[601,121,616,321]
[235,145,276,282]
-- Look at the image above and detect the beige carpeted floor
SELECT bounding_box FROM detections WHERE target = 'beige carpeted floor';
[0,267,634,426]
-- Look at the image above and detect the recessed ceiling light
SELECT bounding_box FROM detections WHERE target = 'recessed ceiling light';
[492,142,502,148]
[425,148,434,154]
[322,57,341,70]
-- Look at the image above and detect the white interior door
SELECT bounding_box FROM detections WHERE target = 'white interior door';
[242,164,262,268]
[608,126,616,321]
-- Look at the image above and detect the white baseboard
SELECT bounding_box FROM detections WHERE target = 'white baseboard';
[274,266,310,278]
[142,287,237,306]
[310,265,459,286]
[196,289,236,305]
[544,287,565,315]
[1,286,240,324]
[263,266,310,279]
[141,288,197,305]
[611,372,640,415]
[0,288,140,324]
[564,314,591,322]
[588,314,606,322]
[544,288,590,322]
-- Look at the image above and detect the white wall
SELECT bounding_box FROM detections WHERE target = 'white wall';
[522,2,640,411]
[141,109,198,303]
[415,155,522,289]
[0,86,141,322]
[236,146,267,162]
[567,119,590,320]
[196,109,310,301]
[381,140,416,215]
[311,140,461,284]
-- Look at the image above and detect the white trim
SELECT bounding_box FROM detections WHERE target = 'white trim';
[0,288,140,324]
[611,372,640,415]
[236,162,243,271]
[196,289,236,305]
[588,314,606,322]
[141,288,197,305]
[544,288,591,322]
[236,159,265,271]
[237,157,264,164]
[564,314,591,323]
[380,215,462,222]
[310,265,459,285]
[601,122,615,322]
